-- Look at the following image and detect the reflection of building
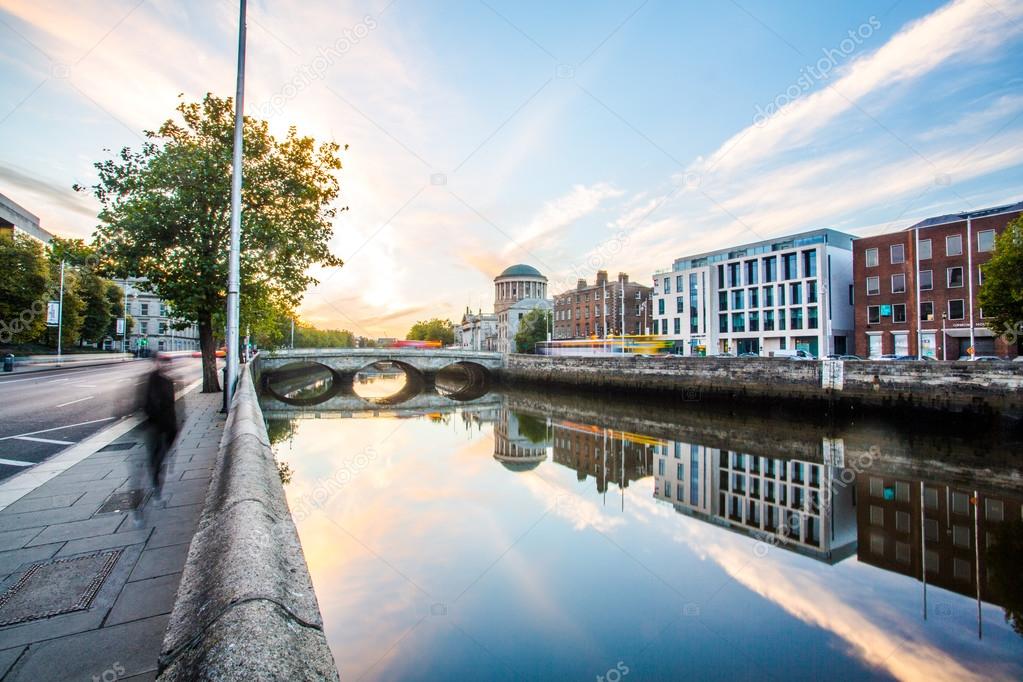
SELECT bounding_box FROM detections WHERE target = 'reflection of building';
[653,442,857,563]
[493,407,550,471]
[856,473,1022,607]
[552,271,652,339]
[455,308,498,351]
[550,421,655,493]
[494,264,551,354]
[651,229,855,357]
[0,191,53,243]
[123,278,199,352]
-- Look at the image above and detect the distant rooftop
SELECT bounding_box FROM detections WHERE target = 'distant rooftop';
[907,200,1023,230]
[667,228,855,273]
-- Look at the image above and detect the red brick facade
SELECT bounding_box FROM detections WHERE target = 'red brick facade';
[552,271,652,339]
[852,204,1021,359]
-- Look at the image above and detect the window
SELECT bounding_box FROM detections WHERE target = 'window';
[676,275,683,291]
[663,278,671,294]
[749,311,760,332]
[868,334,882,358]
[866,276,880,296]
[790,308,802,330]
[674,318,681,335]
[763,257,777,283]
[763,310,775,331]
[718,291,728,311]
[921,301,934,321]
[731,313,745,332]
[139,321,148,334]
[869,505,884,526]
[763,286,774,307]
[890,243,905,264]
[919,269,932,290]
[777,284,786,306]
[783,253,798,279]
[140,302,149,316]
[865,248,878,267]
[807,281,817,304]
[893,304,906,323]
[719,314,728,333]
[658,298,665,315]
[807,307,818,329]
[728,263,741,288]
[802,250,817,277]
[948,299,965,320]
[732,290,744,310]
[749,288,758,308]
[676,296,684,314]
[946,234,962,256]
[918,238,931,260]
[896,511,911,533]
[977,229,995,252]
[745,260,758,285]
[947,266,964,288]
[891,273,906,294]
[867,306,880,324]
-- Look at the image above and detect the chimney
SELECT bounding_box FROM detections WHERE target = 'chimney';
[596,270,608,285]
[618,272,628,283]
[577,278,587,290]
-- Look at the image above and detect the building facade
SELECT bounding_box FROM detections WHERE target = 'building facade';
[552,271,652,340]
[0,191,53,243]
[455,308,499,351]
[121,278,200,352]
[651,229,856,357]
[494,264,551,353]
[852,201,1022,359]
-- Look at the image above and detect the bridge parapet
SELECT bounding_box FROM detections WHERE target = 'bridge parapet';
[257,348,505,375]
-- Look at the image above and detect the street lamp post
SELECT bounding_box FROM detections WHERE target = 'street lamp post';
[941,311,948,361]
[224,0,247,408]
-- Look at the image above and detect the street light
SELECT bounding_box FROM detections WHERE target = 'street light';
[941,311,948,361]
[225,0,247,407]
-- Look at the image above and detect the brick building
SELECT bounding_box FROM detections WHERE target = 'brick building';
[552,271,652,340]
[852,201,1022,359]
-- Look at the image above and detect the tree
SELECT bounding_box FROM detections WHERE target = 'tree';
[406,318,454,345]
[47,265,85,350]
[78,94,345,391]
[0,233,50,345]
[105,282,127,340]
[514,307,550,353]
[77,270,114,346]
[978,216,1023,352]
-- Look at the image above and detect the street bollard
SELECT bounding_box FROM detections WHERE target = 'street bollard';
[3,354,13,373]
[222,366,229,412]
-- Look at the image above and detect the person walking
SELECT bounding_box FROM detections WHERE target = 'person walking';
[141,352,178,499]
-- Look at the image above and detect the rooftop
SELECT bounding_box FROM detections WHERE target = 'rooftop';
[496,263,545,280]
[907,200,1023,230]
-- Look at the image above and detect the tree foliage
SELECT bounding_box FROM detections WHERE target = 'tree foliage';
[406,318,454,345]
[0,233,50,344]
[77,93,346,391]
[978,216,1023,348]
[514,307,550,353]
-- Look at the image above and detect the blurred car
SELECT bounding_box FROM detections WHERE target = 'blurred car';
[876,354,899,361]
[215,348,227,358]
[770,349,815,360]
[1014,356,1023,362]
[715,352,736,358]
[737,352,760,358]
[190,350,202,358]
[825,354,862,360]
[958,355,1004,362]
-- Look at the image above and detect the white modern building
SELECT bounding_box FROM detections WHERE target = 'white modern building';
[0,191,53,243]
[120,278,200,352]
[651,229,856,357]
[494,264,551,354]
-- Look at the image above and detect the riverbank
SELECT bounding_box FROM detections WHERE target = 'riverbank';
[497,354,1023,421]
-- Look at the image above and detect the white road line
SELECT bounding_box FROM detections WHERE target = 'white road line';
[56,396,93,408]
[0,416,116,441]
[0,458,33,467]
[73,384,97,388]
[12,436,75,445]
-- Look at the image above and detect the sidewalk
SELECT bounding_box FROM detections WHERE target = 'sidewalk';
[0,387,225,680]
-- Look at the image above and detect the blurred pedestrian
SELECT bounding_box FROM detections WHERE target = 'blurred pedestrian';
[141,352,178,500]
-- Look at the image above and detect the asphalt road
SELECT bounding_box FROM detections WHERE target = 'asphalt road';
[0,357,206,483]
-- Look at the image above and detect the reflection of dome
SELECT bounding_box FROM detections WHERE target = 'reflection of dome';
[496,263,545,280]
[496,457,544,473]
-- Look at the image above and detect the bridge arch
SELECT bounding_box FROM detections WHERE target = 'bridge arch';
[435,361,492,402]
[352,360,429,406]
[260,361,345,407]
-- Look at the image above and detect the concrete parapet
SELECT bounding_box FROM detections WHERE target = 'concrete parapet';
[157,363,338,680]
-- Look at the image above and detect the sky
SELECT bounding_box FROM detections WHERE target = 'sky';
[1,0,1022,338]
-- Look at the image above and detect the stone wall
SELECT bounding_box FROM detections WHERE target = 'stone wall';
[157,363,338,680]
[499,355,1023,419]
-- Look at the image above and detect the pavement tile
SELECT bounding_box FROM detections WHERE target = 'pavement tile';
[0,506,99,534]
[1,493,83,515]
[128,543,189,582]
[56,529,150,557]
[164,487,206,508]
[0,646,25,677]
[106,573,181,625]
[25,514,126,546]
[0,543,62,577]
[0,528,42,553]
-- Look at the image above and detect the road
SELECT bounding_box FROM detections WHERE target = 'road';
[0,357,205,483]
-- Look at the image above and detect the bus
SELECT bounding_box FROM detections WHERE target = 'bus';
[535,335,673,357]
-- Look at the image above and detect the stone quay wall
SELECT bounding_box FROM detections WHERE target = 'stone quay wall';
[157,363,338,680]
[498,355,1023,419]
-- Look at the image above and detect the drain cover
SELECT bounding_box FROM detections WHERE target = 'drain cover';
[97,489,147,514]
[99,441,136,452]
[0,549,121,627]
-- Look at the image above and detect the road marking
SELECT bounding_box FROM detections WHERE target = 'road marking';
[12,436,75,445]
[73,384,97,388]
[0,458,33,467]
[56,396,94,408]
[0,416,116,441]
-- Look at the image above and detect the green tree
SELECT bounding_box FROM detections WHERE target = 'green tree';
[0,233,50,345]
[978,216,1023,351]
[77,94,345,391]
[514,307,550,353]
[406,318,454,345]
[105,282,127,340]
[77,270,114,346]
[47,265,85,350]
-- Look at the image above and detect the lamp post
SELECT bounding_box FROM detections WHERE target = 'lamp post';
[941,311,948,361]
[224,0,247,408]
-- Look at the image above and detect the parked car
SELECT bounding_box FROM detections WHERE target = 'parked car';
[958,355,1005,362]
[737,352,760,358]
[716,352,737,358]
[770,349,815,360]
[825,354,862,361]
[1014,356,1023,362]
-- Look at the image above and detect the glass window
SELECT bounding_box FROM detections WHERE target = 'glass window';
[921,301,934,321]
[893,304,906,323]
[948,299,965,320]
[783,253,798,279]
[719,314,728,333]
[977,229,995,252]
[918,238,932,260]
[676,275,683,291]
[777,285,786,306]
[866,276,880,296]
[719,291,728,311]
[658,299,664,315]
[807,281,817,304]
[663,277,671,294]
[865,248,878,267]
[728,263,741,288]
[676,296,684,314]
[790,308,803,330]
[802,249,817,277]
[763,286,774,307]
[947,266,964,288]
[890,243,905,264]
[807,307,818,329]
[946,234,962,256]
[763,257,777,283]
[763,310,775,331]
[868,334,882,358]
[790,283,802,304]
[745,260,758,285]
[919,270,932,290]
[868,306,880,324]
[749,311,760,332]
[891,273,906,293]
[731,312,745,332]
[749,288,758,308]
[732,290,744,310]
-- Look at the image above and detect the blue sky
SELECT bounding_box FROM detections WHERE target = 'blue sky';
[1,0,1022,336]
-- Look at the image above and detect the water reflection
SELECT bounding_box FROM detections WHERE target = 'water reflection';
[262,377,1023,681]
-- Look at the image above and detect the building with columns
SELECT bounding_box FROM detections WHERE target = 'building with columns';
[494,264,551,353]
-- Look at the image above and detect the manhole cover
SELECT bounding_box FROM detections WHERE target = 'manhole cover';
[0,549,121,627]
[99,441,136,452]
[97,489,147,514]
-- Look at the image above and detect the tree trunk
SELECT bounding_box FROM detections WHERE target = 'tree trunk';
[198,310,220,393]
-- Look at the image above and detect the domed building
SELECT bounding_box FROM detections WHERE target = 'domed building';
[494,264,551,353]
[493,407,550,472]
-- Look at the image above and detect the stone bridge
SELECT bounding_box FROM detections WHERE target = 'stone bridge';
[256,348,504,382]
[261,390,502,420]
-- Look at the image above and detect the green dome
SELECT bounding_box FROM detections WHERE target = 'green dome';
[497,263,544,279]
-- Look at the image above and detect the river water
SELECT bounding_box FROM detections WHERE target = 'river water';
[262,369,1023,681]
